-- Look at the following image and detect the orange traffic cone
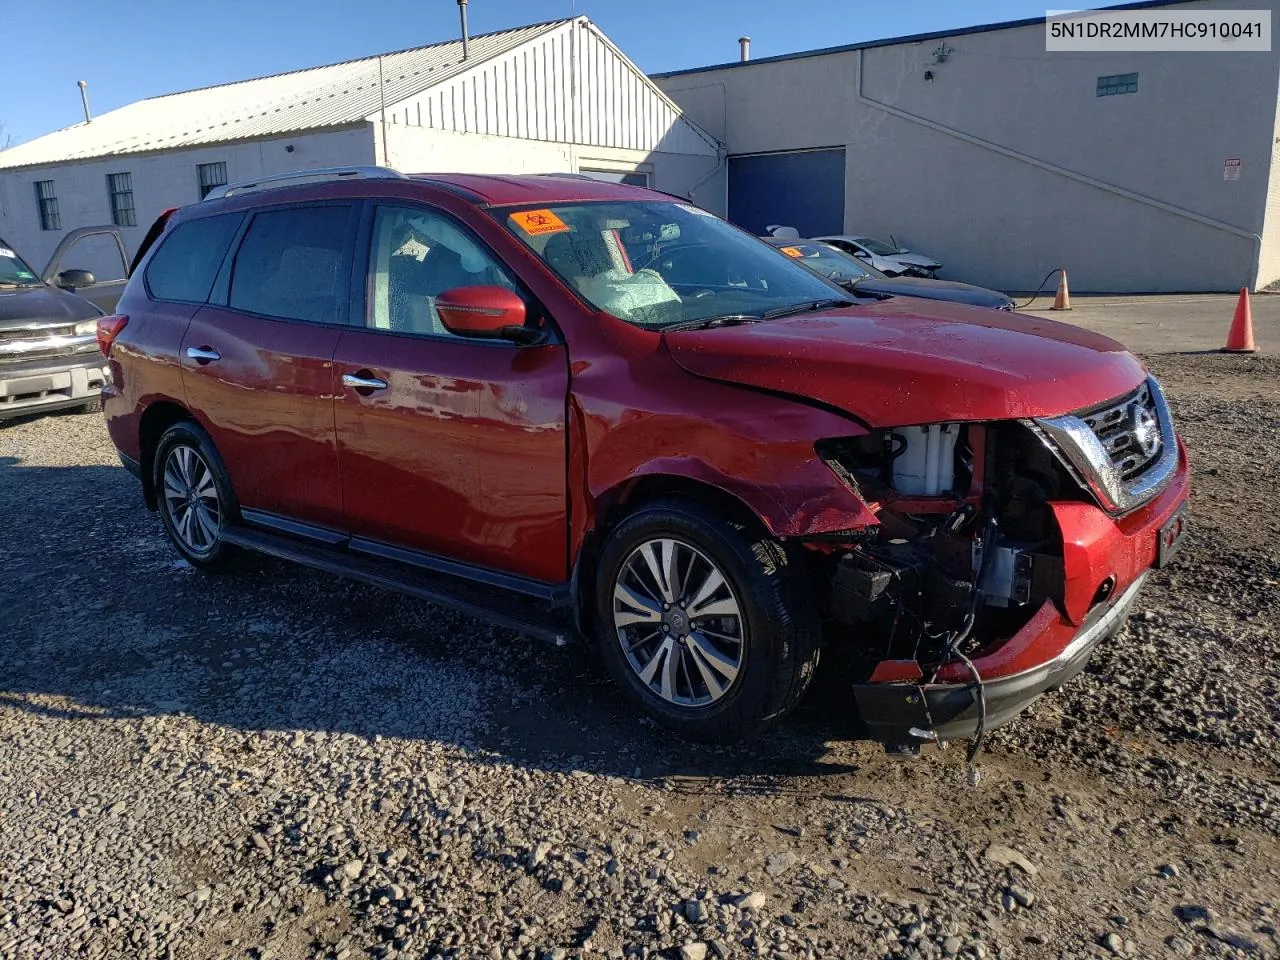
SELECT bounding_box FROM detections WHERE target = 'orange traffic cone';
[1223,288,1258,353]
[1050,269,1071,311]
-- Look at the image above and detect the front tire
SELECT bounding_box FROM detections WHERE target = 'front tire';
[595,499,820,744]
[153,421,239,571]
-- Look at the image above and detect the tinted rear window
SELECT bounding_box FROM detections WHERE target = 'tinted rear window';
[145,213,243,303]
[229,205,352,324]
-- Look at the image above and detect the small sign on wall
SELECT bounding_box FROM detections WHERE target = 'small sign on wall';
[1224,158,1242,181]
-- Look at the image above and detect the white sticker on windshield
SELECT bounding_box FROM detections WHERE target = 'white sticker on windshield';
[0,248,16,259]
[676,204,715,218]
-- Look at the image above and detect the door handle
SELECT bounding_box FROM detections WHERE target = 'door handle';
[342,372,388,391]
[185,346,221,363]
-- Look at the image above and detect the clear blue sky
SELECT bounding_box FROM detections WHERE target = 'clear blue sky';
[2,0,1054,147]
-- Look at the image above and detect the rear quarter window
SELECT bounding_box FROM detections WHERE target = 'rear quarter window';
[145,213,243,303]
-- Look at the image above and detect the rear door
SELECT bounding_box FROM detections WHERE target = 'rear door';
[180,203,356,530]
[331,202,569,582]
[41,226,131,313]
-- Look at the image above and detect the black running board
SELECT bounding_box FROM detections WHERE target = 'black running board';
[221,525,575,646]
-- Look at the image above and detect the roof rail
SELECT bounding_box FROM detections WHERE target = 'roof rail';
[203,165,406,201]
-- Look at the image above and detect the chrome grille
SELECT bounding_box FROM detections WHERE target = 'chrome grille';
[0,324,76,342]
[0,326,96,365]
[1079,382,1163,482]
[1029,376,1178,515]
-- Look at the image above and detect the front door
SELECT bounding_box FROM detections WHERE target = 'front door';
[181,203,356,529]
[332,203,569,583]
[41,226,132,313]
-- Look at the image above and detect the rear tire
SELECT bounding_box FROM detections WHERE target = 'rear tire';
[594,498,820,744]
[153,421,239,571]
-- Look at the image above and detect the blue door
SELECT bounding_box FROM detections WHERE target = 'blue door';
[728,149,846,237]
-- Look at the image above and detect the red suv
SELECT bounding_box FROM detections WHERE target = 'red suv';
[100,168,1189,747]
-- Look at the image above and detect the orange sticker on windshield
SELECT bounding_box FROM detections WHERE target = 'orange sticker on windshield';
[780,246,804,258]
[510,209,570,236]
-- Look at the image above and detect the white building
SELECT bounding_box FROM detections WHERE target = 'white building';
[655,0,1280,292]
[0,17,722,277]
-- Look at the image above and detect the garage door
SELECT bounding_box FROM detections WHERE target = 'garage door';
[727,149,846,237]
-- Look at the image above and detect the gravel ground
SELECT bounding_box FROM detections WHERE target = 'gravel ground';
[1,354,1277,960]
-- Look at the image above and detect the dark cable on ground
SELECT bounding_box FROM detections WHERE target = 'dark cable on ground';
[1016,268,1063,309]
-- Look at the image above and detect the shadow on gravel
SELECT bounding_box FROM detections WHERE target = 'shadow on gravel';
[1,456,866,789]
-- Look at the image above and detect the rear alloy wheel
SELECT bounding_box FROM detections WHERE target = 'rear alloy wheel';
[154,421,238,570]
[595,498,820,743]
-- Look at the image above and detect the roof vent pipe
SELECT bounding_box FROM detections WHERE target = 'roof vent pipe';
[738,36,751,62]
[458,0,470,60]
[77,80,92,123]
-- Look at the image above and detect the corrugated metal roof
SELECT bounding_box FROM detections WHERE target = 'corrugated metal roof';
[385,20,719,157]
[0,19,570,171]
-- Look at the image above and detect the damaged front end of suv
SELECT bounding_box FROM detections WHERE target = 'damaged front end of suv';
[809,376,1188,754]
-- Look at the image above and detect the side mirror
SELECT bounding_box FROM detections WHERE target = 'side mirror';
[853,250,871,259]
[897,247,909,254]
[56,268,95,291]
[435,286,538,344]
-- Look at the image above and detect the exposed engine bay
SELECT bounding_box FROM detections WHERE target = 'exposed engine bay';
[812,421,1088,689]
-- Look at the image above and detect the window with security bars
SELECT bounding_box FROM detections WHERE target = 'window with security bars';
[197,162,228,199]
[1096,73,1138,97]
[34,180,60,231]
[107,172,136,227]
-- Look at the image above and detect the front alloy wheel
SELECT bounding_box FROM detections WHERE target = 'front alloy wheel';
[613,538,745,706]
[594,499,821,743]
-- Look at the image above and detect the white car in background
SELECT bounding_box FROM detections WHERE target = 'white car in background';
[813,234,942,278]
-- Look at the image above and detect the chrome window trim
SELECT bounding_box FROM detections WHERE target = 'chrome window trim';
[1024,376,1178,515]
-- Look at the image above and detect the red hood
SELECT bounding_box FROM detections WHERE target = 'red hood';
[663,299,1146,427]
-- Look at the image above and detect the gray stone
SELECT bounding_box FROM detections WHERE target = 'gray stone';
[1100,932,1125,956]
[338,860,363,881]
[982,844,1038,877]
[531,842,552,867]
[1174,904,1212,928]
[679,944,708,960]
[735,891,767,911]
[1007,885,1034,908]
[764,851,799,877]
[684,899,707,924]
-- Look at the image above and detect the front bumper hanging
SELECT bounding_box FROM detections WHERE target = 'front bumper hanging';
[852,572,1148,746]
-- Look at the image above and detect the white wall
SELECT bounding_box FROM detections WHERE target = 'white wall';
[383,126,722,208]
[1258,96,1280,289]
[658,0,1280,292]
[0,126,374,275]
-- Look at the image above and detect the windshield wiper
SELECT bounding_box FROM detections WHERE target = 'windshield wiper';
[761,298,857,321]
[661,314,760,332]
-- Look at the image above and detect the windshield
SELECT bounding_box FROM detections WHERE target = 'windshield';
[855,236,902,257]
[499,201,848,329]
[0,239,40,286]
[771,241,885,282]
